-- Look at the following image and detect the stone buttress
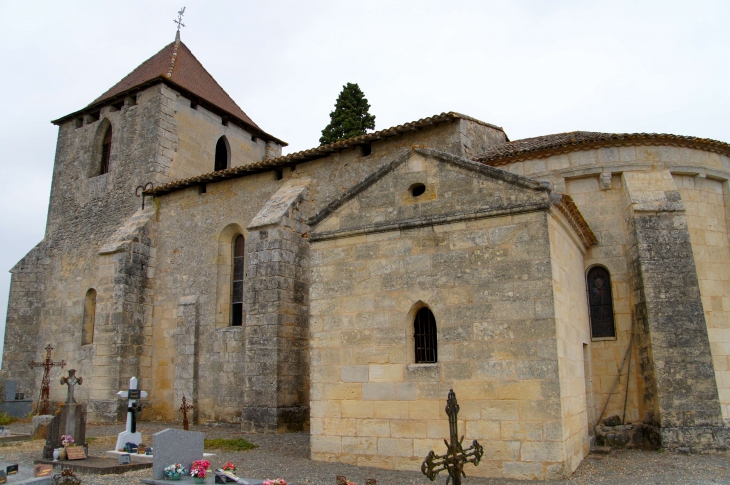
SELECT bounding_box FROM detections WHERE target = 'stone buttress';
[623,170,729,451]
[241,179,312,432]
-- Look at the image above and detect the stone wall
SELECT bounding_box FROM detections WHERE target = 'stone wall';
[169,92,271,180]
[307,149,596,479]
[563,175,636,427]
[674,175,730,422]
[2,84,171,417]
[494,145,730,435]
[309,210,566,479]
[548,213,591,472]
[144,118,498,423]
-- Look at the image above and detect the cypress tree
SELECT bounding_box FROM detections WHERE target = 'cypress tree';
[320,83,376,145]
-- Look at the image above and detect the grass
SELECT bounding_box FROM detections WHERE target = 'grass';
[204,437,257,452]
[0,412,17,426]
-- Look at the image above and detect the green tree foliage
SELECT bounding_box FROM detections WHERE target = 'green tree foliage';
[320,83,376,145]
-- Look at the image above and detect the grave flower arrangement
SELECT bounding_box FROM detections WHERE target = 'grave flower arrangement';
[61,434,75,447]
[192,459,211,471]
[190,464,207,483]
[163,463,187,480]
[263,479,287,485]
[222,462,237,472]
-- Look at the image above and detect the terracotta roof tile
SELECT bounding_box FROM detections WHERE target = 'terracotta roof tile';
[146,112,503,197]
[474,131,730,165]
[54,37,281,142]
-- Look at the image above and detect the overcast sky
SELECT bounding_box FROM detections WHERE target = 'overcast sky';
[0,1,728,363]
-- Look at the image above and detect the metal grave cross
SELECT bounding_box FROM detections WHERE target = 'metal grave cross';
[421,389,484,485]
[116,377,147,434]
[28,344,66,415]
[179,395,193,430]
[60,369,83,404]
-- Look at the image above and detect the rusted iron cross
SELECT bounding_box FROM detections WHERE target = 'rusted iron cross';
[28,344,66,415]
[421,389,484,485]
[179,395,193,430]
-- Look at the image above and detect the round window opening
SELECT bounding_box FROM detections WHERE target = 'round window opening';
[410,183,426,197]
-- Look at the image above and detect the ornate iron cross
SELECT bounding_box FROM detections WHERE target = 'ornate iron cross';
[421,390,484,485]
[179,395,193,430]
[29,344,66,415]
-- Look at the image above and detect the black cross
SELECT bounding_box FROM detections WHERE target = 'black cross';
[128,403,142,433]
[421,390,484,485]
[174,7,186,32]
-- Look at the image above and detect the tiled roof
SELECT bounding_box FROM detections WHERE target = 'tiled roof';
[551,194,598,248]
[53,36,283,143]
[146,112,503,196]
[474,131,730,165]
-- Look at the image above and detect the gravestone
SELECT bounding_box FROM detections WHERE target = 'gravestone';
[3,380,18,401]
[151,428,203,480]
[42,404,87,459]
[114,377,147,451]
[42,371,87,459]
[0,379,33,419]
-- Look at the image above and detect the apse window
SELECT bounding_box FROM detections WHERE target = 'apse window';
[410,183,426,197]
[230,235,245,326]
[586,266,616,339]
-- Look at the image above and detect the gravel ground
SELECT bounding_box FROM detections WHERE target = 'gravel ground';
[1,422,729,484]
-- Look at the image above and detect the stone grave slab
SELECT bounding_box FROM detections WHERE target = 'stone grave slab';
[0,432,31,443]
[142,477,264,485]
[34,456,151,475]
[104,449,154,463]
[0,461,50,484]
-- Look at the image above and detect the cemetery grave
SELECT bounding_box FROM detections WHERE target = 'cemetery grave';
[34,373,151,476]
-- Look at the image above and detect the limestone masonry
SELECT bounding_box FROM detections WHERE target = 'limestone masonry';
[3,34,730,479]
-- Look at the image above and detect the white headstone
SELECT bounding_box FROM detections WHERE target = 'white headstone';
[114,376,147,452]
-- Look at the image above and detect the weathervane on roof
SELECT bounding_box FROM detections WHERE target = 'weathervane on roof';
[174,7,186,33]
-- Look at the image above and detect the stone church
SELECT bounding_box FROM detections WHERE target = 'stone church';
[3,33,730,479]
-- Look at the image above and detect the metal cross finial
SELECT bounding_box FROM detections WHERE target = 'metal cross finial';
[179,395,193,430]
[174,7,186,32]
[421,390,484,485]
[29,344,66,415]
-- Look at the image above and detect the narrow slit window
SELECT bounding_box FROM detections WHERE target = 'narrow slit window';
[231,235,245,326]
[587,266,616,339]
[100,126,112,174]
[82,289,96,345]
[414,307,437,363]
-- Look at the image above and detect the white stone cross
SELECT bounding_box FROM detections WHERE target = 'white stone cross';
[114,376,148,452]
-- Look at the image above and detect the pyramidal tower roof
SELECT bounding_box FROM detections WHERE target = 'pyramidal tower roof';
[54,34,284,144]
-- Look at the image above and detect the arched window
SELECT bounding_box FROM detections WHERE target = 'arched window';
[215,136,229,171]
[100,126,112,175]
[587,266,616,339]
[82,289,96,345]
[231,235,245,326]
[414,307,437,363]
